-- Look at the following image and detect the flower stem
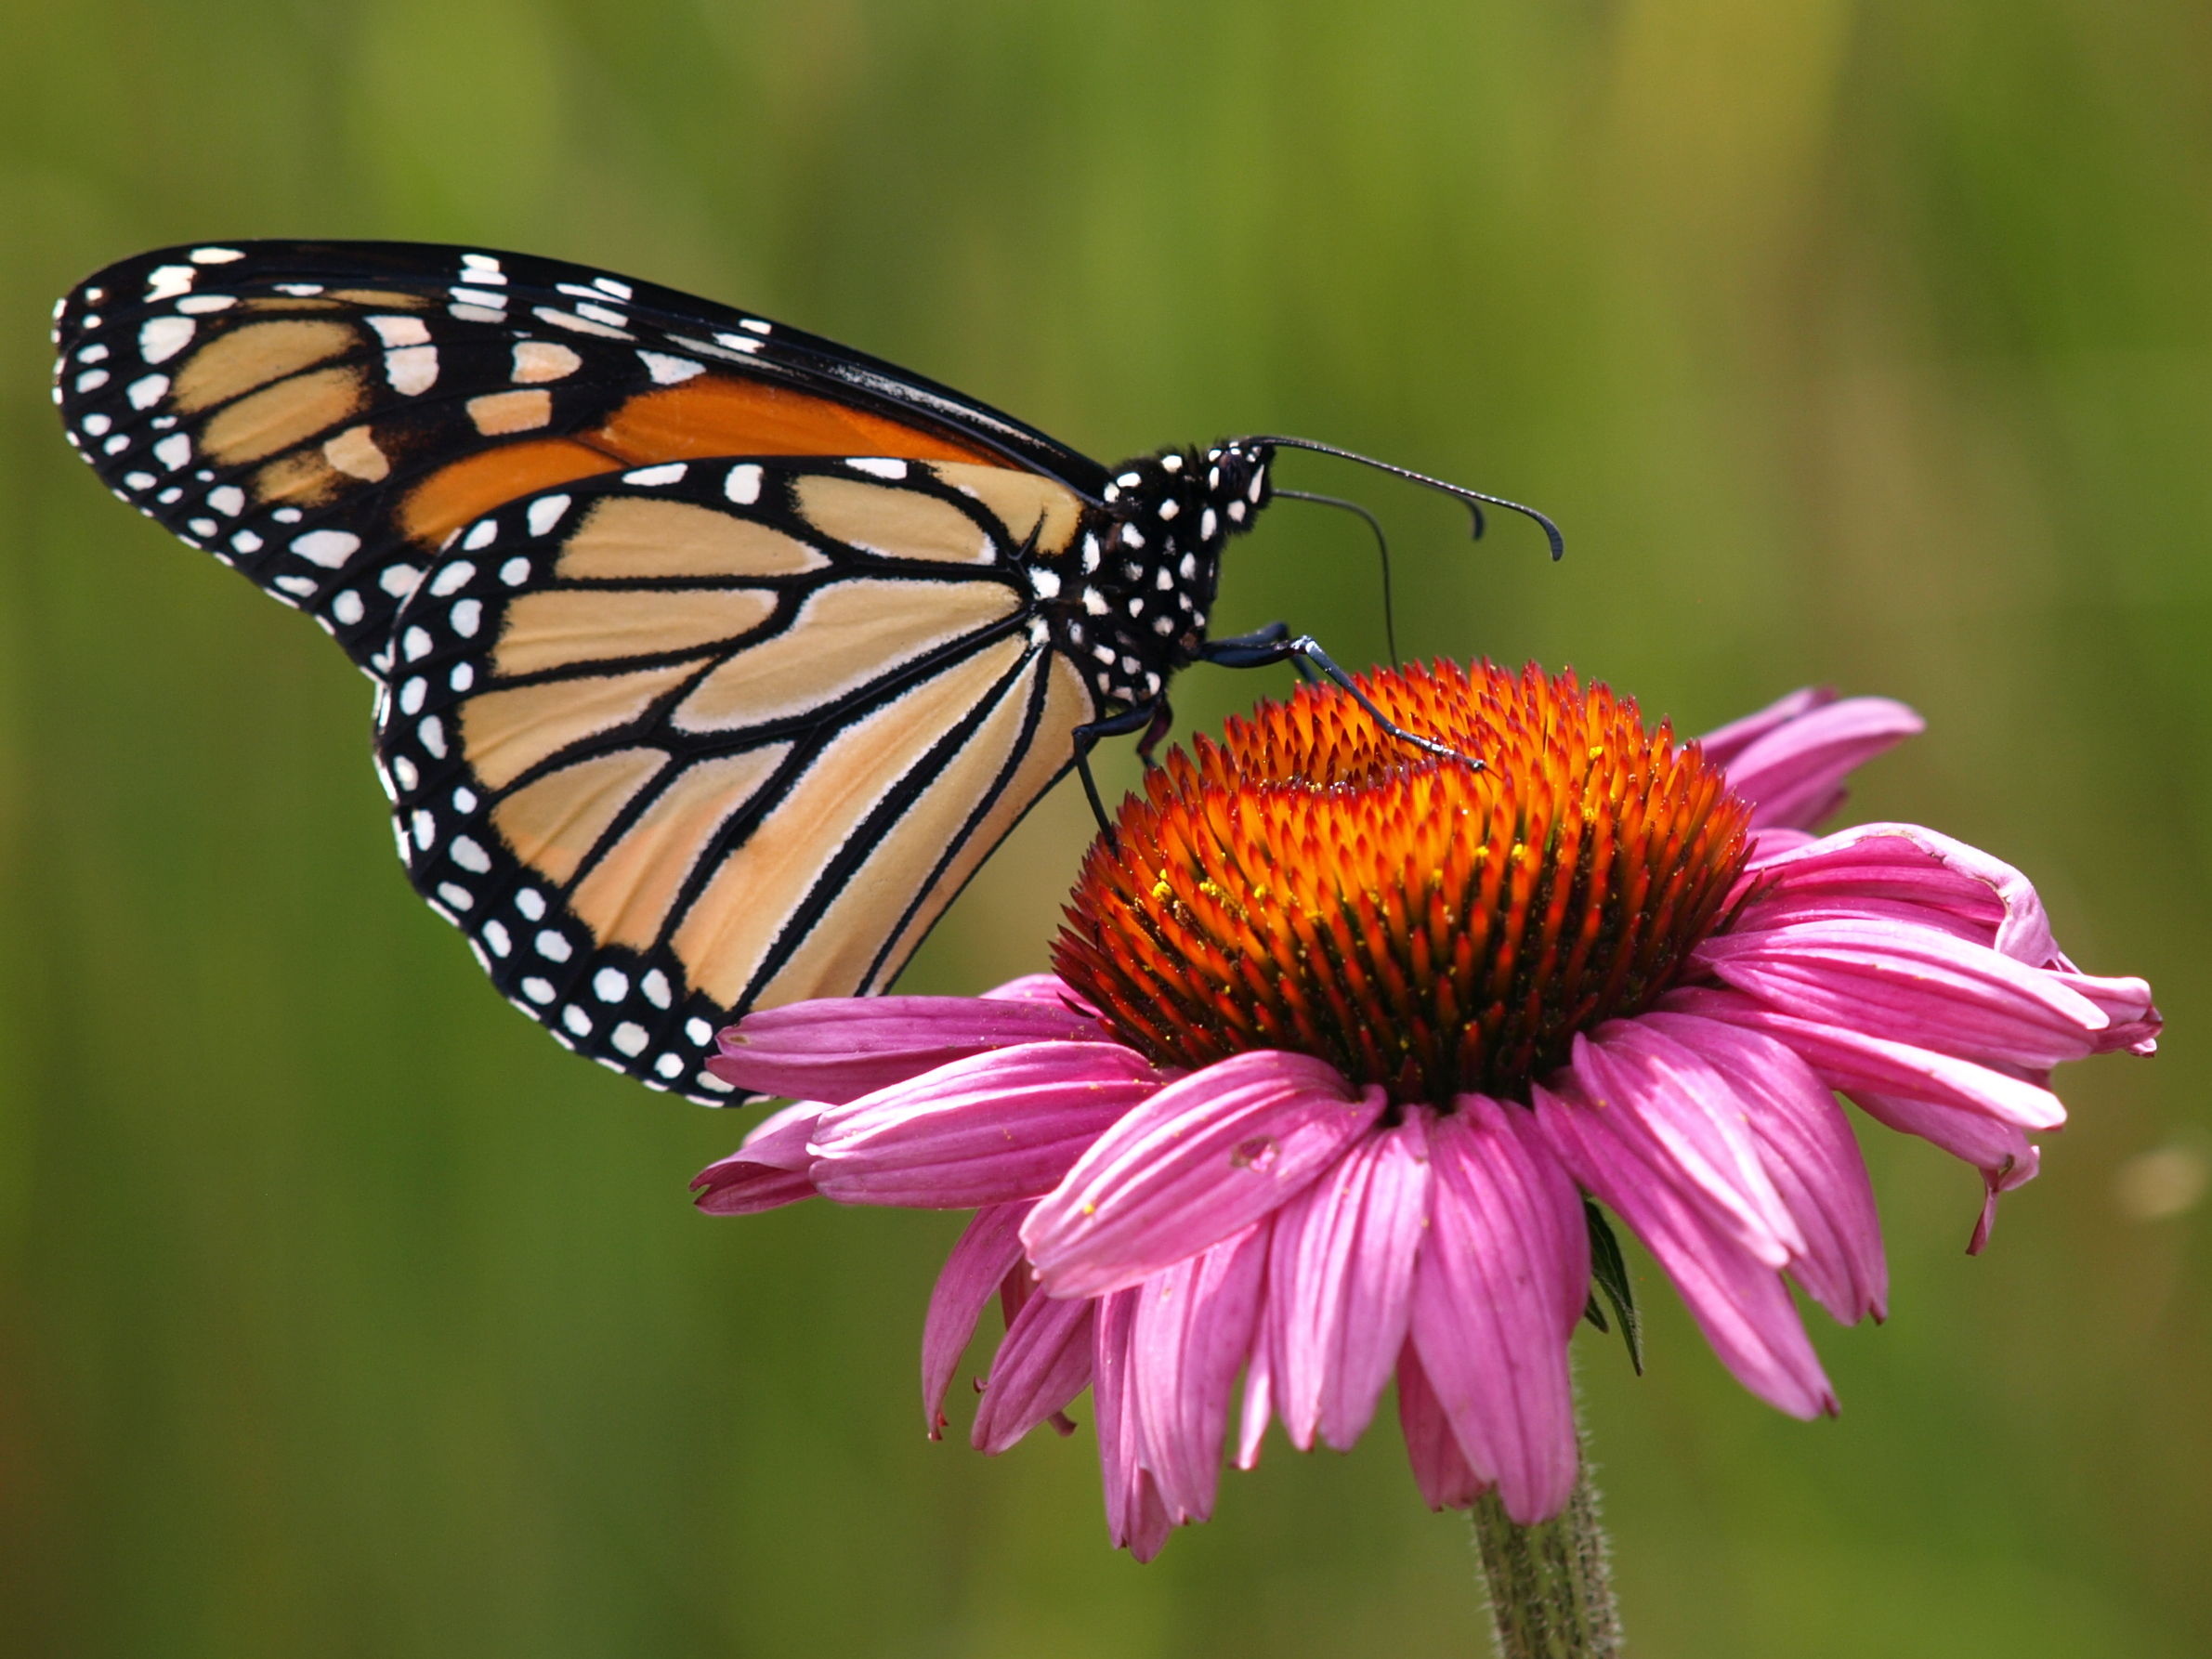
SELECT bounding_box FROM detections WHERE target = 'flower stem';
[1470,1459,1622,1657]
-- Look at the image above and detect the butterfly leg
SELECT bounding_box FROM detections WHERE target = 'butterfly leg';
[1197,631,1482,772]
[1203,621,1320,686]
[1071,699,1165,844]
[1135,699,1175,768]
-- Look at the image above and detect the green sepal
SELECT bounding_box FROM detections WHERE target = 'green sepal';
[1581,1197,1643,1375]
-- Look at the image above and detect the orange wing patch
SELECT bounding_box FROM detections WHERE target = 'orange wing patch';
[592,377,1011,470]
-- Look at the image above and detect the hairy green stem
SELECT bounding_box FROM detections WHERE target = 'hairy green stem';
[1470,1457,1622,1657]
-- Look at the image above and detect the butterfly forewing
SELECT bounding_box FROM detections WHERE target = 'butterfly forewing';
[375,455,1095,1099]
[52,241,1104,675]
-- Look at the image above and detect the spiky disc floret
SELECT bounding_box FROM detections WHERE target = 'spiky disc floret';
[1054,660,1754,1105]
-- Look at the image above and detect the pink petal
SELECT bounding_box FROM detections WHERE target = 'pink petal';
[922,1203,1031,1437]
[1407,1098,1587,1524]
[971,1286,1096,1455]
[1536,1076,1837,1419]
[709,994,1117,1104]
[1024,1052,1387,1299]
[1720,697,1924,831]
[1694,918,2114,1070]
[1743,824,2051,964]
[1093,1287,1174,1559]
[1566,1025,1804,1267]
[690,1101,823,1214]
[1268,1110,1433,1452]
[1662,986,2066,1132]
[808,1041,1166,1208]
[1132,1222,1270,1522]
[1236,1332,1273,1471]
[981,973,1097,1011]
[1848,1086,2040,1175]
[1697,686,1838,769]
[1968,1144,2042,1255]
[1395,1340,1486,1511]
[1644,1012,1888,1325]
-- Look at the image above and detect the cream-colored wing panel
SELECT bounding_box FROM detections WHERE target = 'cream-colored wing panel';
[460,658,707,790]
[569,746,791,950]
[795,475,994,564]
[867,650,1093,993]
[171,320,358,414]
[671,578,1020,733]
[672,634,1031,1006]
[929,464,1083,558]
[556,497,829,581]
[491,747,668,886]
[200,366,370,466]
[763,649,1066,1010]
[492,587,776,679]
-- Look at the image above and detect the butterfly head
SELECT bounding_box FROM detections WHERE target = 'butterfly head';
[1036,440,1274,711]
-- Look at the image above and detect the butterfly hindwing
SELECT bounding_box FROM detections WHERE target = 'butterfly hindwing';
[52,241,1106,675]
[374,454,1096,1100]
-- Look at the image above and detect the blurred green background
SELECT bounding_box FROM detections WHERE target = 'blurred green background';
[3,1,2206,1652]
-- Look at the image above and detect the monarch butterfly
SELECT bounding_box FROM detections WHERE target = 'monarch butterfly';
[52,242,1558,1103]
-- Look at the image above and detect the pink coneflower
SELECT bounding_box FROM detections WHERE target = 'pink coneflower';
[696,662,2158,1562]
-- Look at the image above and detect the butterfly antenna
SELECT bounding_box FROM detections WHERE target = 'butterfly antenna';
[1251,436,1565,561]
[1275,489,1399,667]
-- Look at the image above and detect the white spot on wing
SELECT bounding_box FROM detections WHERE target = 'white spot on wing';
[637,350,704,385]
[126,373,169,409]
[386,346,438,395]
[451,836,491,874]
[190,247,243,263]
[292,529,360,568]
[623,463,686,487]
[725,464,762,504]
[527,495,570,537]
[847,457,908,480]
[140,316,194,364]
[368,315,430,347]
[511,341,582,383]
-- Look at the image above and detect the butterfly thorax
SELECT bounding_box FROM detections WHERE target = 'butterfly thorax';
[1025,440,1272,710]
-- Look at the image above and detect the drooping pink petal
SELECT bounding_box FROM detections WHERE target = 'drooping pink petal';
[1644,1012,1888,1324]
[1536,1075,1837,1419]
[1663,986,2065,1132]
[1024,1052,1387,1299]
[1395,1340,1486,1511]
[2046,953,2162,1054]
[1093,1287,1174,1560]
[1694,918,2115,1070]
[1718,697,1924,831]
[690,1101,822,1215]
[1235,1333,1272,1471]
[1407,1098,1587,1524]
[1967,1144,2042,1255]
[922,1202,1031,1437]
[1268,1109,1434,1452]
[1844,1089,2041,1181]
[1696,686,1838,769]
[971,1285,1096,1455]
[708,993,1117,1104]
[808,1042,1165,1208]
[1132,1221,1270,1522]
[1565,1025,1804,1268]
